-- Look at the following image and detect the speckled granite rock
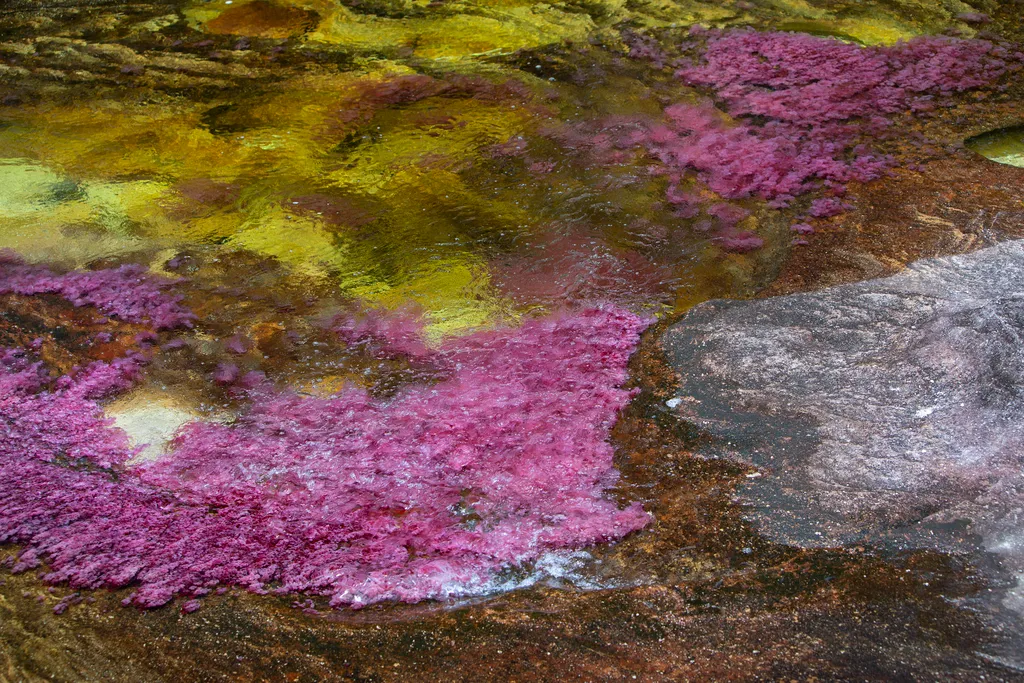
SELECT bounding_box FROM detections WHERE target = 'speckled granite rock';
[663,239,1024,667]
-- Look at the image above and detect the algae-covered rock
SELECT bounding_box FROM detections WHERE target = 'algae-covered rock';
[967,125,1024,168]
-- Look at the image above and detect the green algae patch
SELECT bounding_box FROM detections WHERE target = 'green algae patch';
[0,159,148,264]
[309,6,594,59]
[966,125,1024,168]
[776,18,917,45]
[188,0,597,58]
[0,64,546,337]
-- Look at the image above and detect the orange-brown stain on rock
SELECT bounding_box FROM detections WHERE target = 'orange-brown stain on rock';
[205,1,320,39]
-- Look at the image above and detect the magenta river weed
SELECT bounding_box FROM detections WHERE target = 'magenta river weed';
[639,29,1022,250]
[0,260,650,610]
[6,0,1024,676]
[0,26,1019,612]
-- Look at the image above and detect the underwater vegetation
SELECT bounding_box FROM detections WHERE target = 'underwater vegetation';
[1,26,1021,614]
[638,29,1023,247]
[1,0,1023,626]
[966,124,1024,167]
[0,254,194,330]
[0,263,650,610]
[2,0,1024,676]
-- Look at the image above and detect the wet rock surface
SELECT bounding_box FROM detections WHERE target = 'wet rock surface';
[664,239,1024,667]
[3,0,1024,678]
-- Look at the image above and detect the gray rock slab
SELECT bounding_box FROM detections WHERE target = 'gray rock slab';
[663,240,1024,666]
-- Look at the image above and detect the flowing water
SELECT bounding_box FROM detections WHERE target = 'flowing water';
[2,0,1024,679]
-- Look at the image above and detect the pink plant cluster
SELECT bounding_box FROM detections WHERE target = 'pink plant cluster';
[0,253,194,329]
[325,73,537,142]
[0,265,651,610]
[642,29,1021,245]
[332,308,431,358]
[491,229,679,306]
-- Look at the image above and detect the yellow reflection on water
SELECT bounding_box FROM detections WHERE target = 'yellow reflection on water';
[1,0,841,339]
[0,65,539,337]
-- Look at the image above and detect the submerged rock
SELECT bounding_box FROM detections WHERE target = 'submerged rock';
[105,389,207,464]
[663,239,1024,666]
[967,124,1024,168]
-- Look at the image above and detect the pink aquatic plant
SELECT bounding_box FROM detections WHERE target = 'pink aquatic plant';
[640,29,1020,245]
[541,116,648,168]
[223,334,252,354]
[490,230,677,308]
[0,265,651,610]
[332,307,431,358]
[0,254,194,329]
[211,362,240,384]
[807,197,851,218]
[622,28,668,69]
[683,30,1016,124]
[713,229,764,253]
[956,12,991,24]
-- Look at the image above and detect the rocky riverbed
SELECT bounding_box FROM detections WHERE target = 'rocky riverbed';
[3,0,1024,680]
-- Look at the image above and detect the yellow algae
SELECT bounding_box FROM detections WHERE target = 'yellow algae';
[225,208,352,277]
[0,47,663,339]
[777,18,917,45]
[219,201,510,338]
[189,0,744,47]
[762,0,829,20]
[0,211,141,267]
[0,159,147,263]
[0,68,541,335]
[170,211,248,244]
[0,159,67,219]
[0,67,532,201]
[0,103,248,183]
[148,247,186,278]
[357,255,508,340]
[384,167,534,244]
[614,0,735,28]
[838,18,918,45]
[294,374,354,397]
[187,0,595,57]
[83,180,174,236]
[769,0,989,40]
[455,0,547,7]
[309,8,593,59]
[888,0,978,24]
[966,126,1024,168]
[0,65,536,211]
[0,160,199,254]
[325,98,535,192]
[130,13,181,33]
